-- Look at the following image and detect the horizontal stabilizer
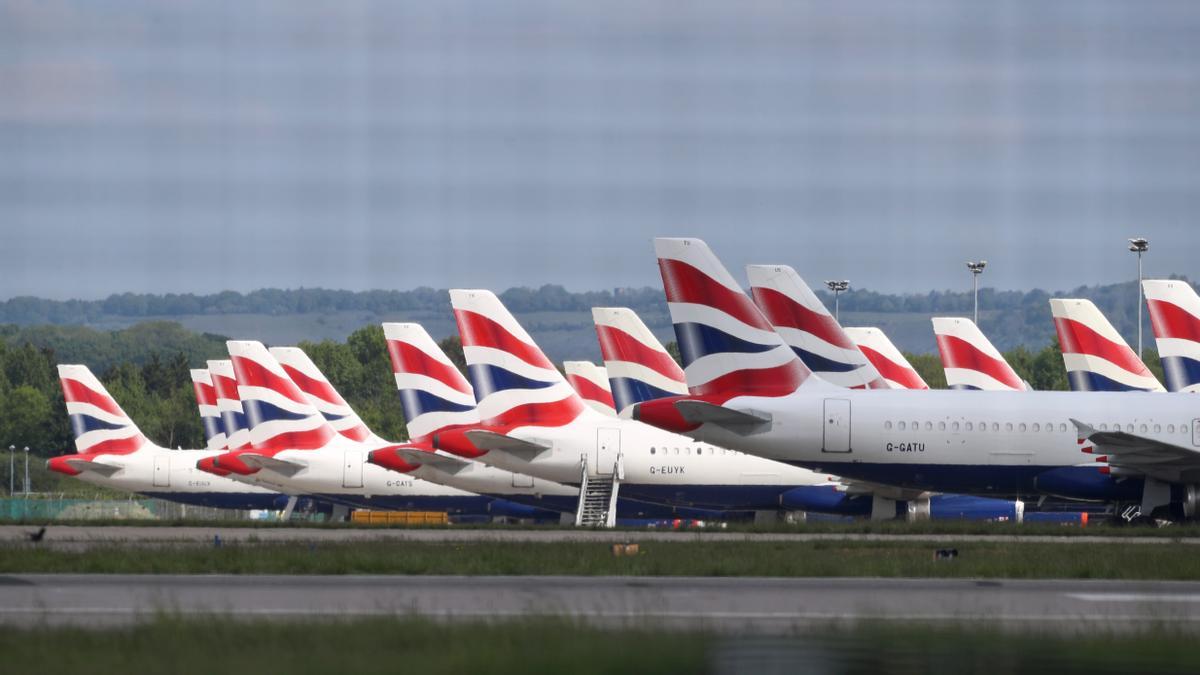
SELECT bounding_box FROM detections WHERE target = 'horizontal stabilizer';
[463,430,551,461]
[674,400,771,434]
[65,458,122,477]
[238,453,306,476]
[392,447,470,474]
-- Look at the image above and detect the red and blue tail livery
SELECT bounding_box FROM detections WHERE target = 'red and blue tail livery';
[843,327,930,390]
[747,264,887,390]
[654,238,812,398]
[190,368,227,449]
[563,361,617,416]
[228,340,338,451]
[450,289,587,428]
[1050,298,1164,392]
[1143,279,1200,393]
[932,317,1026,391]
[592,307,689,414]
[58,364,147,456]
[270,346,382,444]
[382,322,482,441]
[208,359,251,451]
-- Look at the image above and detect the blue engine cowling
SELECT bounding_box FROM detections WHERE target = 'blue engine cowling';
[1034,467,1143,502]
[927,494,1022,521]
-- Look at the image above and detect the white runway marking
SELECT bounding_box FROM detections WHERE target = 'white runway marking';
[1067,593,1200,603]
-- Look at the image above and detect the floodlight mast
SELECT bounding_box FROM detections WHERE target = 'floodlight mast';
[824,280,850,322]
[966,261,987,324]
[1129,237,1149,357]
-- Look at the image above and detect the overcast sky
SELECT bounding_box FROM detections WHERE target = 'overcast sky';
[3,1,1199,300]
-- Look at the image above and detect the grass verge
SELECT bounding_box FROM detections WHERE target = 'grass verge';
[3,540,1200,579]
[0,616,1193,674]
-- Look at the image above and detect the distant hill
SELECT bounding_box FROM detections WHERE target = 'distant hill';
[1,278,1186,363]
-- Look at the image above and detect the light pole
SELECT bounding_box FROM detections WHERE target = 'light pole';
[23,446,30,496]
[824,280,850,322]
[1129,237,1149,358]
[966,261,987,324]
[7,445,13,496]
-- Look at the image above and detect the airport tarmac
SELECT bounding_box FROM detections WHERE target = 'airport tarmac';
[1,574,1198,631]
[1,525,1197,546]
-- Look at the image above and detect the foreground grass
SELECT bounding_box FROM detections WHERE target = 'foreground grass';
[0,616,1193,675]
[4,540,1200,579]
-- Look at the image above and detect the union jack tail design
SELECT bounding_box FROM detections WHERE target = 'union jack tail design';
[58,364,149,455]
[843,327,930,390]
[746,264,887,390]
[450,289,588,427]
[269,346,384,444]
[381,322,481,442]
[563,361,617,416]
[207,360,251,450]
[932,317,1027,391]
[1143,279,1200,393]
[190,368,227,449]
[654,238,813,398]
[591,307,689,414]
[227,340,338,451]
[1049,298,1165,392]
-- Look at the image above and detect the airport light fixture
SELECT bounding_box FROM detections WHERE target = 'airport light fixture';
[825,280,850,321]
[1129,237,1149,357]
[23,446,29,496]
[7,445,12,496]
[966,261,987,324]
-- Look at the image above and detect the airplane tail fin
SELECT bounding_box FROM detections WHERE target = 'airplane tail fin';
[654,238,813,398]
[843,327,930,390]
[57,364,149,455]
[269,346,383,444]
[746,264,886,389]
[227,340,338,450]
[1143,279,1200,393]
[1049,299,1164,392]
[591,307,689,415]
[449,289,587,427]
[190,368,227,449]
[932,317,1026,391]
[563,361,617,416]
[381,322,481,441]
[207,360,251,450]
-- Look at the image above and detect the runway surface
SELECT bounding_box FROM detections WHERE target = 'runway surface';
[2,574,1198,631]
[1,525,1196,546]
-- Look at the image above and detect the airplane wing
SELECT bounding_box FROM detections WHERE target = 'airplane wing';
[1071,418,1200,483]
[463,430,551,461]
[391,447,470,475]
[237,453,306,477]
[674,400,771,434]
[64,458,122,477]
[836,477,930,502]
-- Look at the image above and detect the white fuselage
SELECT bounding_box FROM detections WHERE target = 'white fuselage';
[685,386,1199,497]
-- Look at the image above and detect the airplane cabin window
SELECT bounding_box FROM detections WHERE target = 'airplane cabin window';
[1154,424,1161,433]
[912,421,918,430]
[650,447,655,455]
[885,421,893,430]
[992,423,999,432]
[938,422,946,431]
[1019,423,1027,432]
[953,422,960,431]
[925,422,933,431]
[1032,423,1040,432]
[1126,424,1134,433]
[1140,424,1148,433]
[1168,424,1176,433]
[1099,424,1107,430]
[1059,423,1067,432]
[899,421,906,430]
[965,422,973,431]
[1006,423,1013,432]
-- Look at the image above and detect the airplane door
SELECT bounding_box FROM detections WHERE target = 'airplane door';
[596,428,620,475]
[822,399,851,453]
[1193,419,1200,447]
[342,451,364,488]
[153,455,170,487]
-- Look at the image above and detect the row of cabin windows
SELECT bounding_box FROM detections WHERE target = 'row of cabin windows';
[883,420,1186,435]
[648,447,742,456]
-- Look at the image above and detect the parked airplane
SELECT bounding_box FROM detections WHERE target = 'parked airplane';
[633,238,1200,520]
[564,361,617,416]
[1050,298,1164,392]
[48,365,286,509]
[591,306,1026,521]
[207,360,251,452]
[1143,279,1200,393]
[190,368,227,449]
[435,288,1022,520]
[932,317,1027,391]
[746,265,886,389]
[268,342,573,517]
[843,327,930,390]
[197,341,510,514]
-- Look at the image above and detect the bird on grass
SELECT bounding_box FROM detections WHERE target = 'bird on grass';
[27,526,46,543]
